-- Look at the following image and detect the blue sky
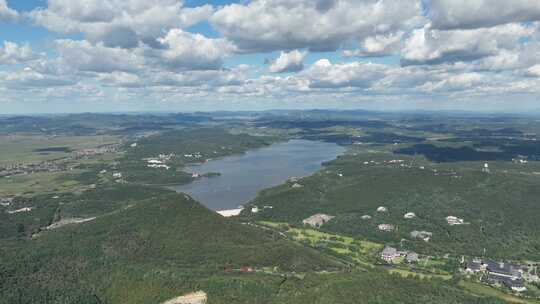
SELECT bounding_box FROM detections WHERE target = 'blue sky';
[1,0,540,114]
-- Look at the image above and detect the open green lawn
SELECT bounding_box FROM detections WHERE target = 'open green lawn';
[258,222,383,267]
[0,171,83,196]
[0,151,121,197]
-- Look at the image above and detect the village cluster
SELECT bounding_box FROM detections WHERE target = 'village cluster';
[0,160,65,178]
[296,204,539,295]
[465,258,539,292]
[145,154,175,170]
[381,246,419,264]
[296,179,470,241]
[0,144,120,178]
[299,209,539,294]
[365,205,466,233]
[360,158,461,177]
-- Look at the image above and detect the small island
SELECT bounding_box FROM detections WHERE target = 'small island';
[202,172,221,178]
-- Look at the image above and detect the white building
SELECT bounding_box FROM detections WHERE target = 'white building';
[381,246,399,262]
[377,206,388,213]
[404,212,416,219]
[303,214,335,228]
[378,224,395,232]
[446,216,465,226]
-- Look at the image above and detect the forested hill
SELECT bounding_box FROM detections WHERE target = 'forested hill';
[0,189,503,304]
[0,191,339,303]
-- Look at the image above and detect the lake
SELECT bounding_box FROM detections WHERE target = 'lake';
[170,140,345,211]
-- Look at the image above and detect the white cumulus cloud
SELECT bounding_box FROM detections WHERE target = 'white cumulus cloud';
[3,67,76,89]
[526,64,540,77]
[30,0,213,48]
[0,41,37,64]
[211,0,424,52]
[156,29,236,71]
[269,50,306,73]
[425,0,540,30]
[303,59,388,89]
[401,23,534,65]
[55,39,143,73]
[343,32,404,57]
[0,0,18,22]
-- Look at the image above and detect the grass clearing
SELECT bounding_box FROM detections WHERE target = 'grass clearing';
[388,268,452,280]
[0,171,84,196]
[459,281,536,304]
[258,222,384,268]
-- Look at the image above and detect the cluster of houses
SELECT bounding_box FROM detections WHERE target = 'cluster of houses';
[358,205,466,236]
[465,259,537,292]
[362,159,406,166]
[183,152,203,159]
[370,206,418,232]
[72,144,120,159]
[381,246,419,264]
[146,159,170,170]
[0,160,65,177]
[0,145,122,179]
[144,154,174,170]
[360,159,462,178]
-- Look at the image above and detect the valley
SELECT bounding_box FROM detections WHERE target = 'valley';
[1,111,540,303]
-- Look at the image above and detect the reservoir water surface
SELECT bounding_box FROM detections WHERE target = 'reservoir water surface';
[170,140,345,211]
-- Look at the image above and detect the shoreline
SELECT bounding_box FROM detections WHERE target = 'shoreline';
[216,208,244,217]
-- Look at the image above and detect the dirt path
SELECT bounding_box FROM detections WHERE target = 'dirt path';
[46,217,96,230]
[162,291,207,304]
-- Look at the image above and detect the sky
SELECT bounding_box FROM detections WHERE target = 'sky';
[1,0,540,114]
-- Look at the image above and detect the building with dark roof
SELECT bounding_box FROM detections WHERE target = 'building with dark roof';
[502,278,527,292]
[485,260,521,279]
[406,252,419,263]
[466,261,483,273]
[487,274,527,292]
